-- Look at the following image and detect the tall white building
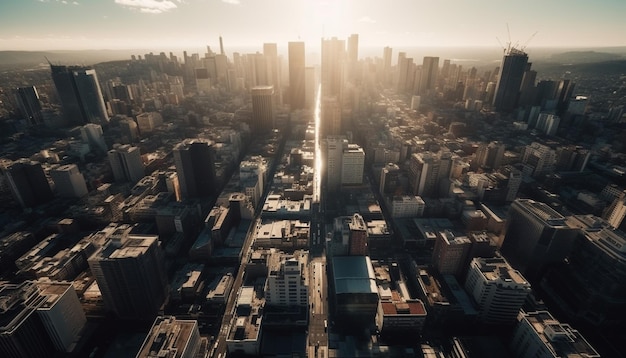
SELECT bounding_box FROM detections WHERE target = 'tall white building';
[511,311,600,358]
[136,112,163,134]
[341,144,365,185]
[604,190,626,229]
[50,164,88,198]
[107,144,144,183]
[264,250,308,307]
[522,142,556,177]
[240,156,267,208]
[464,257,531,324]
[325,136,348,192]
[390,195,425,218]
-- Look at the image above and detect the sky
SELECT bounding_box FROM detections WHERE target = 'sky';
[0,0,625,52]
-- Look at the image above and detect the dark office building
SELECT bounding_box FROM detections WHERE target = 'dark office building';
[173,139,217,199]
[50,64,109,125]
[288,41,306,110]
[1,159,53,209]
[251,85,275,133]
[14,86,43,126]
[493,48,528,112]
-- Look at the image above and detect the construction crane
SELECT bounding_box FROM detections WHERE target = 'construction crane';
[521,31,538,51]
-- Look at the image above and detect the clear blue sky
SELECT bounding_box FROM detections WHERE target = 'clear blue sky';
[1,0,625,51]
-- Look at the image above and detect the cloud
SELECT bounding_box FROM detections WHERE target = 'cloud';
[73,1,79,4]
[114,0,180,13]
[61,0,68,3]
[222,0,240,4]
[358,16,376,24]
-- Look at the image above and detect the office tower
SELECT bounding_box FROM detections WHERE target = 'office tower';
[0,281,86,357]
[264,251,309,307]
[541,215,626,327]
[383,46,392,86]
[136,112,163,134]
[324,136,348,192]
[288,41,305,110]
[492,48,528,112]
[347,34,359,82]
[1,159,53,209]
[418,56,439,95]
[119,118,138,144]
[107,144,145,184]
[0,282,55,357]
[88,234,168,319]
[341,144,365,185]
[464,257,531,324]
[554,146,590,173]
[432,231,471,277]
[348,214,368,255]
[522,142,556,177]
[14,86,43,126]
[510,311,600,357]
[603,190,626,229]
[380,163,402,196]
[240,156,267,208]
[473,141,505,170]
[408,151,451,198]
[499,165,522,202]
[50,64,109,125]
[410,95,421,110]
[137,316,202,358]
[535,113,560,136]
[501,199,578,280]
[263,43,280,95]
[50,164,88,198]
[304,66,317,108]
[80,123,108,154]
[396,52,412,93]
[173,138,217,199]
[251,86,275,133]
[195,68,211,94]
[321,96,341,137]
[321,37,345,99]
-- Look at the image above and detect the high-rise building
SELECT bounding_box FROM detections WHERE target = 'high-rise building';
[264,251,308,307]
[501,199,579,280]
[14,86,43,126]
[432,230,471,277]
[418,56,439,95]
[88,234,168,319]
[1,159,53,209]
[348,213,368,255]
[408,151,451,198]
[511,311,600,358]
[492,48,529,112]
[324,136,348,192]
[119,118,139,144]
[541,215,626,327]
[136,112,163,134]
[288,41,305,110]
[464,257,531,324]
[263,43,280,92]
[346,34,359,82]
[380,163,402,197]
[535,113,560,136]
[603,190,626,229]
[0,281,86,357]
[50,164,88,198]
[173,139,217,199]
[107,144,145,184]
[80,123,108,154]
[136,316,202,358]
[341,144,365,185]
[383,46,392,86]
[50,64,108,125]
[195,68,211,94]
[522,142,556,177]
[473,141,505,170]
[321,37,345,99]
[321,96,341,137]
[251,86,275,133]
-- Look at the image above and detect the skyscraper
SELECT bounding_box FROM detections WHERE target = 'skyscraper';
[383,46,392,86]
[88,234,168,319]
[348,213,368,255]
[50,164,89,198]
[288,41,305,110]
[80,123,108,154]
[324,136,348,192]
[50,64,108,125]
[14,86,43,126]
[251,85,275,133]
[107,144,145,184]
[418,56,439,95]
[321,37,345,99]
[603,190,626,229]
[341,144,365,185]
[137,316,202,358]
[408,151,452,198]
[501,199,579,280]
[321,95,341,137]
[173,138,217,199]
[347,34,359,82]
[492,48,529,112]
[1,159,53,209]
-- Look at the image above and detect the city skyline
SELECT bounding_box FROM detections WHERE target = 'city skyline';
[1,0,625,51]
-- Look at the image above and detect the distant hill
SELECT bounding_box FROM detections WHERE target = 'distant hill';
[546,51,624,64]
[0,50,144,68]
